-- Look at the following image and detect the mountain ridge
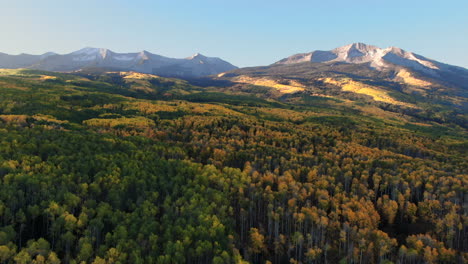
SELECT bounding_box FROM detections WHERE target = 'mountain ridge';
[274,43,468,74]
[212,43,468,115]
[0,47,238,78]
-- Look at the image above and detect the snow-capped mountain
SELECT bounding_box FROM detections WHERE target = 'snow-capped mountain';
[0,48,237,78]
[215,43,468,110]
[275,43,467,76]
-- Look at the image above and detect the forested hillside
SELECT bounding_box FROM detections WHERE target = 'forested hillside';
[0,69,466,263]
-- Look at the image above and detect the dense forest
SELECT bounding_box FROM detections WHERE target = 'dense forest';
[0,69,466,263]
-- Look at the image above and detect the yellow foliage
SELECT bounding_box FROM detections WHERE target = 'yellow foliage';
[39,75,57,81]
[120,72,159,80]
[0,114,68,128]
[256,108,309,121]
[249,228,265,254]
[0,69,58,82]
[128,101,178,114]
[128,101,245,117]
[305,248,323,260]
[117,71,161,93]
[0,69,22,75]
[181,102,244,116]
[32,114,68,124]
[396,69,432,87]
[83,116,155,129]
[0,115,29,125]
[233,76,305,94]
[321,77,412,106]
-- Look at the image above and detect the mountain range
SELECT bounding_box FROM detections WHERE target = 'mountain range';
[1,43,467,110]
[0,47,238,78]
[1,43,468,84]
[276,43,456,73]
[273,42,468,88]
[213,43,468,113]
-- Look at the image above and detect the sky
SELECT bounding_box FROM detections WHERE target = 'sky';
[1,0,467,68]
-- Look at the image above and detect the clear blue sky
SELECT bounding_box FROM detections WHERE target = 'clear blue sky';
[2,0,467,68]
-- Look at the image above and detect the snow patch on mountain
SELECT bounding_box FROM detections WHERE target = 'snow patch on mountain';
[72,55,98,62]
[113,54,136,61]
[71,47,102,56]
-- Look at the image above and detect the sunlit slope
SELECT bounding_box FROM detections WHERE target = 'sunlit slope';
[213,61,467,129]
[319,77,413,106]
[0,68,465,139]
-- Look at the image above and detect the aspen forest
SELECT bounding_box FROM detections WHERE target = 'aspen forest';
[0,70,466,264]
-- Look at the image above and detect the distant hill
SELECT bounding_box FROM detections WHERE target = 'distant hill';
[0,47,237,78]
